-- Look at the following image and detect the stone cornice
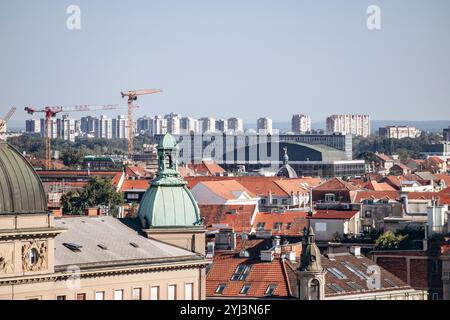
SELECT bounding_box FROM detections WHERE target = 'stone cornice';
[0,228,66,240]
[0,258,211,286]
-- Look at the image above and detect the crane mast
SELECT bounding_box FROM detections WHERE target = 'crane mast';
[121,89,162,157]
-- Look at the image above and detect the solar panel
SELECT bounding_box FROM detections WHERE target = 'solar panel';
[385,278,397,288]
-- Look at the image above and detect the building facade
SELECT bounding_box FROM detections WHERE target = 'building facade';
[292,114,311,133]
[379,126,419,139]
[326,114,370,138]
[0,139,209,300]
[257,117,273,134]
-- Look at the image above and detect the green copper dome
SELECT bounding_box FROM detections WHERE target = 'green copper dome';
[138,134,202,228]
[0,142,47,215]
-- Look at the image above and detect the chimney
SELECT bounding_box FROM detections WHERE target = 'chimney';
[350,246,361,257]
[272,236,281,248]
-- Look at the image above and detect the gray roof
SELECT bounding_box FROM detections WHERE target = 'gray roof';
[54,216,198,267]
[0,142,47,215]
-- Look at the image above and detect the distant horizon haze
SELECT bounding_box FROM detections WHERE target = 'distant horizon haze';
[1,0,450,122]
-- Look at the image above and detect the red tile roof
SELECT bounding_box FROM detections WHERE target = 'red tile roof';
[199,204,256,233]
[197,180,257,200]
[252,212,308,236]
[120,179,150,192]
[312,210,359,220]
[314,178,360,191]
[207,250,292,298]
[362,181,396,191]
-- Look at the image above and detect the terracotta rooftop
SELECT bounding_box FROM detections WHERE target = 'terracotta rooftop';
[196,180,257,200]
[120,179,150,192]
[313,178,360,192]
[199,204,256,233]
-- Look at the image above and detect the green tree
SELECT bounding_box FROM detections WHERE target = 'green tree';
[61,177,124,216]
[60,148,87,167]
[374,231,407,250]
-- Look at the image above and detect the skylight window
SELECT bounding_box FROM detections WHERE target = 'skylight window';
[341,262,370,280]
[327,283,345,293]
[265,284,277,296]
[384,279,397,288]
[231,265,252,281]
[130,242,139,248]
[63,243,83,252]
[98,244,108,250]
[327,267,347,280]
[347,281,364,291]
[215,284,226,294]
[240,284,251,295]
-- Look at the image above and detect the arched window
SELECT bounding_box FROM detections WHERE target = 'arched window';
[309,279,320,300]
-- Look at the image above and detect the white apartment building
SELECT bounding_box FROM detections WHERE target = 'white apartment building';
[57,115,77,142]
[227,117,244,133]
[326,114,370,138]
[166,115,181,135]
[113,115,128,139]
[215,119,228,132]
[379,126,420,139]
[149,116,168,135]
[257,117,273,134]
[291,114,311,133]
[180,117,199,134]
[95,115,113,139]
[25,119,41,134]
[199,117,216,133]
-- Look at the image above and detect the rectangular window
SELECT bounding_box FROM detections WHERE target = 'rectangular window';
[76,293,86,300]
[256,222,266,230]
[365,210,372,218]
[150,286,160,300]
[286,223,292,230]
[231,265,252,281]
[240,284,251,295]
[132,288,142,300]
[327,267,347,280]
[168,285,177,300]
[56,295,66,300]
[185,283,193,300]
[114,290,124,300]
[273,222,282,231]
[431,293,439,300]
[325,193,335,202]
[215,284,226,295]
[265,284,277,296]
[95,291,105,300]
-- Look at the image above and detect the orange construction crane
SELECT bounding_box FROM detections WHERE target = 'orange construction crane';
[24,104,136,169]
[0,107,17,132]
[121,89,162,156]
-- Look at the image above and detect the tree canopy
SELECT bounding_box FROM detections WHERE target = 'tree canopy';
[61,176,124,216]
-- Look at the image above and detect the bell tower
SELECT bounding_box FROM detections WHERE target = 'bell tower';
[297,227,326,300]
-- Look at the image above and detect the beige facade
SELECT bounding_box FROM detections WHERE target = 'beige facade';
[326,114,370,138]
[0,213,209,300]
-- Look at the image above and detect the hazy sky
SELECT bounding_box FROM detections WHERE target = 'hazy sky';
[1,0,450,124]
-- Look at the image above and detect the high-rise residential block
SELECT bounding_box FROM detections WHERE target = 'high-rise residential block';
[257,117,273,134]
[326,114,370,138]
[227,117,244,133]
[25,119,41,134]
[95,115,113,139]
[215,119,228,132]
[291,114,311,133]
[379,126,419,139]
[199,117,216,133]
